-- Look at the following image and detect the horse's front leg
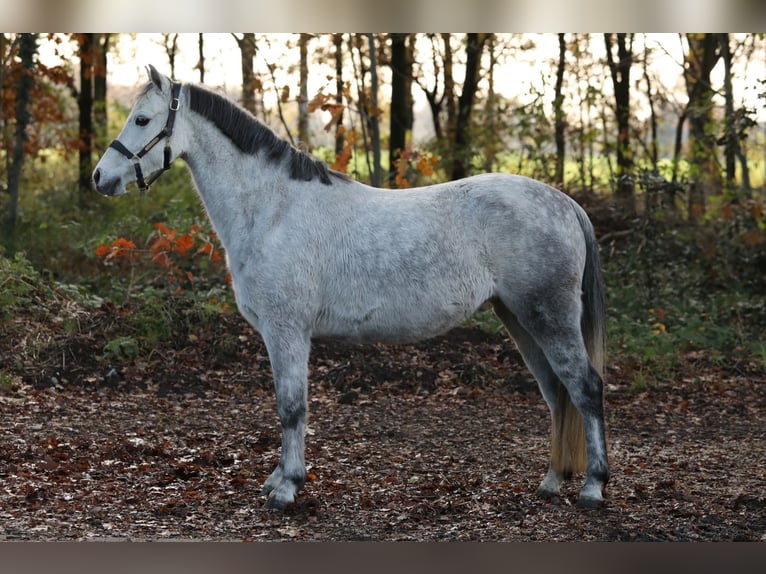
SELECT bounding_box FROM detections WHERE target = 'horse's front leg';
[260,326,311,509]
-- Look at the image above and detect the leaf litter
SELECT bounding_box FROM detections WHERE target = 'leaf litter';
[1,306,764,541]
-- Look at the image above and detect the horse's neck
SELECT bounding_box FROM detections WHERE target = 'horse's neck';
[182,121,283,249]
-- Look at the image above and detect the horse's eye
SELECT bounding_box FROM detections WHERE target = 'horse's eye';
[135,115,151,127]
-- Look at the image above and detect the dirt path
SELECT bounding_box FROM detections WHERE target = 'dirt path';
[1,317,764,541]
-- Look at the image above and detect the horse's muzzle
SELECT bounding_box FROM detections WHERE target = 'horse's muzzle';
[92,168,122,197]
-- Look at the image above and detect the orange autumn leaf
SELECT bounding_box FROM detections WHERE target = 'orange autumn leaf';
[174,233,194,257]
[113,238,136,250]
[416,155,435,177]
[153,222,171,235]
[307,91,331,113]
[95,244,111,258]
[320,103,345,132]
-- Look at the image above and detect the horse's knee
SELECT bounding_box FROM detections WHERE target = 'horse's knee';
[278,400,306,430]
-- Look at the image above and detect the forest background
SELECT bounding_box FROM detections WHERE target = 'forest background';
[1,32,766,542]
[1,31,765,399]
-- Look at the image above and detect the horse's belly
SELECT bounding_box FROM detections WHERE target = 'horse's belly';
[313,284,491,344]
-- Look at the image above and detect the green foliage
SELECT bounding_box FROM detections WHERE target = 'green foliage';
[463,307,504,333]
[3,158,234,368]
[0,250,46,314]
[603,200,766,383]
[103,335,139,361]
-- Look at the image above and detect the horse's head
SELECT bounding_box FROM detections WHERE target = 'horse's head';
[93,65,183,196]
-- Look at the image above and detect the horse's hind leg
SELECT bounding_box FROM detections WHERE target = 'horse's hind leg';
[493,301,570,499]
[545,342,608,508]
[494,297,609,507]
[259,325,311,509]
[525,314,608,507]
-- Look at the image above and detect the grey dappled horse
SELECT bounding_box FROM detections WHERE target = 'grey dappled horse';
[93,66,609,510]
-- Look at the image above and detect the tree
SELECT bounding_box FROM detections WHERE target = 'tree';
[480,33,501,174]
[196,33,205,83]
[604,33,635,213]
[415,33,492,181]
[92,34,110,153]
[718,33,753,196]
[332,33,345,158]
[76,33,94,196]
[297,34,311,146]
[719,33,736,190]
[419,34,444,141]
[388,33,413,187]
[261,36,295,145]
[682,33,721,219]
[347,34,374,182]
[451,33,488,180]
[640,34,659,172]
[417,33,456,143]
[161,33,179,78]
[366,33,382,187]
[233,33,258,115]
[443,34,457,144]
[553,33,567,186]
[3,33,37,248]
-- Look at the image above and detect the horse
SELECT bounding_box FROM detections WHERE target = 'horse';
[93,65,609,510]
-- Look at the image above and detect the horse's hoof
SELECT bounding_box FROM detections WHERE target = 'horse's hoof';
[536,487,560,500]
[576,495,604,509]
[577,482,605,509]
[265,494,292,510]
[265,485,297,510]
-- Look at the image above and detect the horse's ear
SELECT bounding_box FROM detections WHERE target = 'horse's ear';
[145,64,167,92]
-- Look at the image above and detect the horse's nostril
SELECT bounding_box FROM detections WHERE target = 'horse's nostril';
[93,169,101,185]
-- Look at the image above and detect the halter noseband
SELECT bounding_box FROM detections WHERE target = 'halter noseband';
[109,81,182,192]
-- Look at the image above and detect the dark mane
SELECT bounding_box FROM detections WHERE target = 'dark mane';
[186,84,349,185]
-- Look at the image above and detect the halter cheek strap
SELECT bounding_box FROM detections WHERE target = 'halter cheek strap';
[108,81,182,192]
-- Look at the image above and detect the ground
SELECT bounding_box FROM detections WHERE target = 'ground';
[1,309,765,541]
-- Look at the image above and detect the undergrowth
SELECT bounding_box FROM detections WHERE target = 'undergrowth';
[2,167,765,389]
[601,200,766,387]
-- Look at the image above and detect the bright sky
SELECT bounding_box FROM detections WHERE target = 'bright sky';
[39,33,766,132]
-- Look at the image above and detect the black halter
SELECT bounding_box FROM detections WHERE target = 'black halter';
[109,81,182,192]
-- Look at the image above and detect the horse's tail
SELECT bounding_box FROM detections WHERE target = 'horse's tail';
[551,206,606,476]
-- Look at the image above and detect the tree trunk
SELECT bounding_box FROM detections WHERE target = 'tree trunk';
[1,33,8,181]
[235,33,257,115]
[451,33,487,181]
[442,34,456,145]
[349,35,371,180]
[604,33,635,214]
[671,111,686,184]
[4,33,37,248]
[554,33,567,186]
[717,33,751,195]
[333,33,345,157]
[93,34,110,153]
[77,33,94,197]
[482,34,498,174]
[683,33,721,220]
[388,33,412,187]
[421,34,444,141]
[642,35,659,171]
[297,33,311,146]
[162,33,179,78]
[197,33,205,83]
[366,34,382,187]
